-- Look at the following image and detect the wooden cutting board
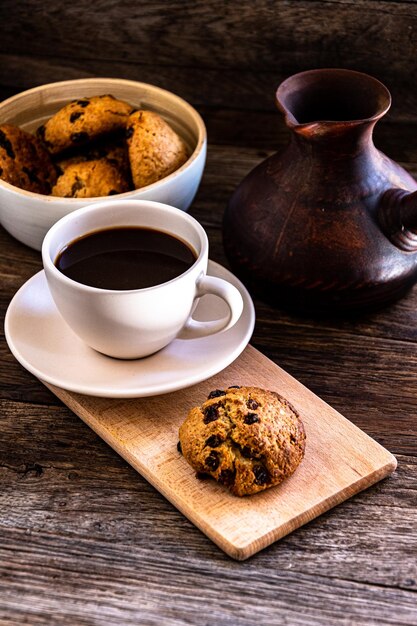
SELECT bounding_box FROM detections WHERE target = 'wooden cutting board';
[44,345,396,560]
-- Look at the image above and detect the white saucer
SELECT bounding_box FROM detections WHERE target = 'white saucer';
[5,261,255,398]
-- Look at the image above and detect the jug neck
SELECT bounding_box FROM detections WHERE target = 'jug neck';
[290,120,377,157]
[276,69,391,154]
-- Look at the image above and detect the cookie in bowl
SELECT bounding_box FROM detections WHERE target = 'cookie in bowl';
[51,158,131,198]
[37,94,134,155]
[0,124,57,194]
[178,386,306,496]
[126,110,188,188]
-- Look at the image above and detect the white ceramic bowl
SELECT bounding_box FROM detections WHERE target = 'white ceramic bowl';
[0,78,207,250]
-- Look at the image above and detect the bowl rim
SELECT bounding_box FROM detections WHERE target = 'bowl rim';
[0,77,207,202]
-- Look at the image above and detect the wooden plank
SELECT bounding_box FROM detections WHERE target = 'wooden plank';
[0,497,416,626]
[1,52,417,124]
[201,111,417,161]
[34,345,396,560]
[2,1,417,119]
[2,1,417,74]
[1,537,416,626]
[0,52,278,114]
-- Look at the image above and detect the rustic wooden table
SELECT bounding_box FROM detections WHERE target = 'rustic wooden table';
[1,1,417,623]
[0,117,416,625]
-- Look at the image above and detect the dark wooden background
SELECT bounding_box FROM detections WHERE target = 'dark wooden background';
[1,2,417,625]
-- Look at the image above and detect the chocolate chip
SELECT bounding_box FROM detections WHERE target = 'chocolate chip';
[253,465,269,485]
[0,130,15,159]
[71,176,85,195]
[247,398,259,410]
[77,99,90,107]
[208,389,226,399]
[196,472,211,480]
[108,189,118,195]
[71,132,89,144]
[125,126,134,139]
[37,125,53,149]
[219,469,235,486]
[22,166,41,185]
[203,404,220,424]
[241,445,254,459]
[205,451,220,471]
[177,441,182,454]
[205,434,222,448]
[244,412,259,425]
[70,111,84,123]
[0,167,3,176]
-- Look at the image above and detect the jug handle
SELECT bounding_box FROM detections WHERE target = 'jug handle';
[378,188,417,252]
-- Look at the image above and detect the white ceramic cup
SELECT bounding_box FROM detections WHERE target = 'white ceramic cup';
[42,200,244,359]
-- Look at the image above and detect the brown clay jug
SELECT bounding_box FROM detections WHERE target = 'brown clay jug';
[223,68,417,312]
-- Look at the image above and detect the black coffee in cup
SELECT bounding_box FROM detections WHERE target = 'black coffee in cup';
[55,226,197,290]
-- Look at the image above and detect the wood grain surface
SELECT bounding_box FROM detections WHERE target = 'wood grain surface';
[1,1,417,624]
[2,0,417,119]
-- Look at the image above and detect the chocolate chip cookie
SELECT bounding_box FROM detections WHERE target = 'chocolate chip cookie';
[0,124,57,194]
[126,110,188,188]
[37,95,134,155]
[179,386,306,496]
[51,158,130,198]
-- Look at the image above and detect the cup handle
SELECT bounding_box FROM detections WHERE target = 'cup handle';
[177,274,244,339]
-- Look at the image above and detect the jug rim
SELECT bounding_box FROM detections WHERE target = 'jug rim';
[276,68,391,128]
